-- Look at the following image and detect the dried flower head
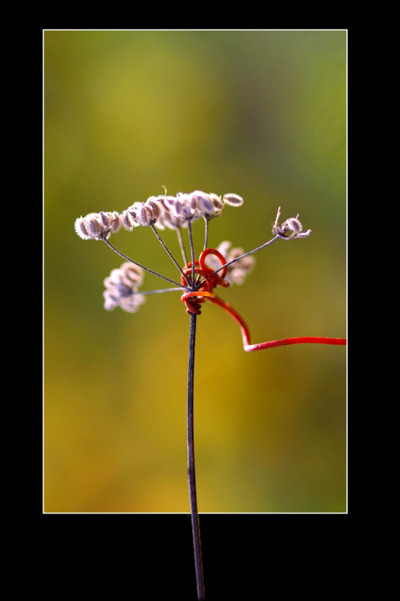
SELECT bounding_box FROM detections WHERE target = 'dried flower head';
[74,211,122,240]
[103,262,145,313]
[272,206,312,240]
[197,192,226,221]
[73,192,317,318]
[157,192,214,229]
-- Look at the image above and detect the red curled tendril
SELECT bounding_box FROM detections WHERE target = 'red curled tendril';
[180,248,229,315]
[181,248,347,350]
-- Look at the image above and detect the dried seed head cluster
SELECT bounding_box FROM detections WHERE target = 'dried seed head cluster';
[74,211,122,240]
[74,190,243,240]
[272,206,311,240]
[74,189,312,315]
[103,262,145,313]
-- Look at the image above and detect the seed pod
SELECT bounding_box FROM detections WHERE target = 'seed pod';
[283,216,303,234]
[98,211,111,227]
[223,193,244,207]
[161,196,178,211]
[146,197,162,215]
[191,190,214,214]
[74,216,92,240]
[175,192,198,220]
[210,194,224,211]
[107,211,123,233]
[74,213,111,240]
[131,202,154,226]
[121,209,139,231]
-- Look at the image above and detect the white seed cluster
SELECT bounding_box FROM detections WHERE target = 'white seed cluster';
[103,262,146,313]
[74,191,244,239]
[74,211,123,240]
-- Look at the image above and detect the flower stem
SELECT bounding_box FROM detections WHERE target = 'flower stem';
[176,226,189,267]
[209,234,281,277]
[187,220,196,287]
[150,224,191,286]
[102,237,188,289]
[187,312,205,600]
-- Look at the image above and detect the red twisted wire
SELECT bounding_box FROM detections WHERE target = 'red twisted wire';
[180,248,229,315]
[181,248,346,350]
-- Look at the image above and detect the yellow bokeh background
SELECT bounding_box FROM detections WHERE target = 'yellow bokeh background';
[44,30,346,513]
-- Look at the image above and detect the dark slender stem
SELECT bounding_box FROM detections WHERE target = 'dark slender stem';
[187,313,205,600]
[209,234,281,277]
[150,224,191,286]
[130,287,184,296]
[176,226,189,267]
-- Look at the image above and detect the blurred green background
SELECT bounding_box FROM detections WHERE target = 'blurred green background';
[44,30,346,513]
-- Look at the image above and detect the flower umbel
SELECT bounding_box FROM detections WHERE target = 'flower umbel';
[74,191,345,343]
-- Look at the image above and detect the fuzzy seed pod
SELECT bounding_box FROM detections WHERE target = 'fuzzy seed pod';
[107,211,123,233]
[202,193,224,220]
[190,191,214,214]
[223,193,244,207]
[126,202,156,226]
[145,197,162,221]
[282,216,302,234]
[154,210,182,231]
[74,213,113,240]
[121,209,139,231]
[160,196,178,212]
[175,192,198,220]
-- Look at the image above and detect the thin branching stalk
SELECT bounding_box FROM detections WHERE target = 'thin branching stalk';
[150,224,191,286]
[176,226,189,267]
[187,220,196,286]
[131,287,184,296]
[102,237,188,289]
[210,234,280,277]
[187,313,205,600]
[202,217,209,251]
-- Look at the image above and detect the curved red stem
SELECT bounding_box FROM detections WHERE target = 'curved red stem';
[207,295,346,351]
[181,248,346,350]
